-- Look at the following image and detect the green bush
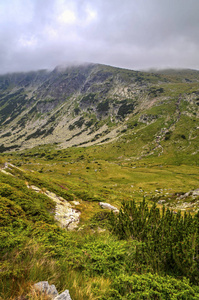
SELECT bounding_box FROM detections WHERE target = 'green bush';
[111,200,199,283]
[108,273,199,299]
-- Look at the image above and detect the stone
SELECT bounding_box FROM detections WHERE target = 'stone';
[33,282,72,299]
[178,192,190,200]
[158,200,166,204]
[33,281,58,298]
[177,188,199,200]
[99,202,119,212]
[26,182,81,230]
[139,114,157,124]
[72,200,80,205]
[192,189,199,196]
[54,290,72,300]
[30,185,41,192]
[97,227,106,233]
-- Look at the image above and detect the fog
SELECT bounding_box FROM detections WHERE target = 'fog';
[1,0,199,73]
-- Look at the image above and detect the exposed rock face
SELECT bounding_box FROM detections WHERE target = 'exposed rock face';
[139,114,158,124]
[0,64,198,164]
[28,185,81,230]
[1,162,81,230]
[54,199,81,230]
[0,63,144,151]
[33,281,72,300]
[0,63,183,153]
[99,202,119,212]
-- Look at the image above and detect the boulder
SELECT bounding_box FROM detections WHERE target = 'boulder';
[33,281,58,298]
[33,282,72,299]
[177,188,199,200]
[139,114,157,124]
[99,202,119,212]
[54,290,72,300]
[192,189,199,197]
[158,200,166,204]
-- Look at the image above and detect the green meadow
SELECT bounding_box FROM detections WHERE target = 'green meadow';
[0,68,199,299]
[0,138,199,299]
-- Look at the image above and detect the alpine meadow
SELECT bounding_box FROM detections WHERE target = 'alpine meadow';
[0,63,199,299]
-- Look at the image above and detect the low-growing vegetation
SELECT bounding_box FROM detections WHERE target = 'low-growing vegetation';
[0,141,199,299]
[0,66,199,299]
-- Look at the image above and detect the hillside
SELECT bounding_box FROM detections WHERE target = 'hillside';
[0,64,198,163]
[1,152,199,299]
[0,64,199,299]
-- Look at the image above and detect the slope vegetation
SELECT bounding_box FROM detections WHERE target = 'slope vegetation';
[0,64,198,159]
[0,65,199,299]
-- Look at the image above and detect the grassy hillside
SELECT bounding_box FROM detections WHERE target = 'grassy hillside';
[0,65,199,153]
[0,66,199,299]
[1,136,199,299]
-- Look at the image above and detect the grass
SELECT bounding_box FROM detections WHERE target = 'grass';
[1,141,199,299]
[3,146,199,219]
[0,73,199,298]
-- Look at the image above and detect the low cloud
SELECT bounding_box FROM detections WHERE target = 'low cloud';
[1,0,199,74]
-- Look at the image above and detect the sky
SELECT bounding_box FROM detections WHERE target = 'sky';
[1,0,199,74]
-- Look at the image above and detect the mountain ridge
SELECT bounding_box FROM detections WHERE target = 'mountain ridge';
[0,63,198,163]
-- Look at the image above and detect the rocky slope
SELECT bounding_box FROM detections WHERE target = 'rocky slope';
[0,64,199,158]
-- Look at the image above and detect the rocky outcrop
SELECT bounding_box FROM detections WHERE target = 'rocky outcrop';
[27,185,81,230]
[99,202,119,212]
[33,281,58,298]
[0,63,141,151]
[139,114,158,124]
[33,281,72,300]
[157,200,166,204]
[55,290,72,300]
[1,162,81,230]
[177,188,199,200]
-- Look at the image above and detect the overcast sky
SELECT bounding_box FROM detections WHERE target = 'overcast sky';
[1,0,199,74]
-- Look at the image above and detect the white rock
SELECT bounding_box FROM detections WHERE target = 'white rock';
[158,200,166,204]
[34,281,58,298]
[72,201,80,205]
[54,290,72,300]
[99,202,119,212]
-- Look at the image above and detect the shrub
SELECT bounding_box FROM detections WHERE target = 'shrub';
[108,273,199,299]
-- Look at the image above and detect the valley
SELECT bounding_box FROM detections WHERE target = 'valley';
[0,64,199,299]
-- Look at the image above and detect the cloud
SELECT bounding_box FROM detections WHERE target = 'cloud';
[0,0,199,73]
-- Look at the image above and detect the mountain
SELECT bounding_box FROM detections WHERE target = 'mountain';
[1,64,199,299]
[0,63,198,166]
